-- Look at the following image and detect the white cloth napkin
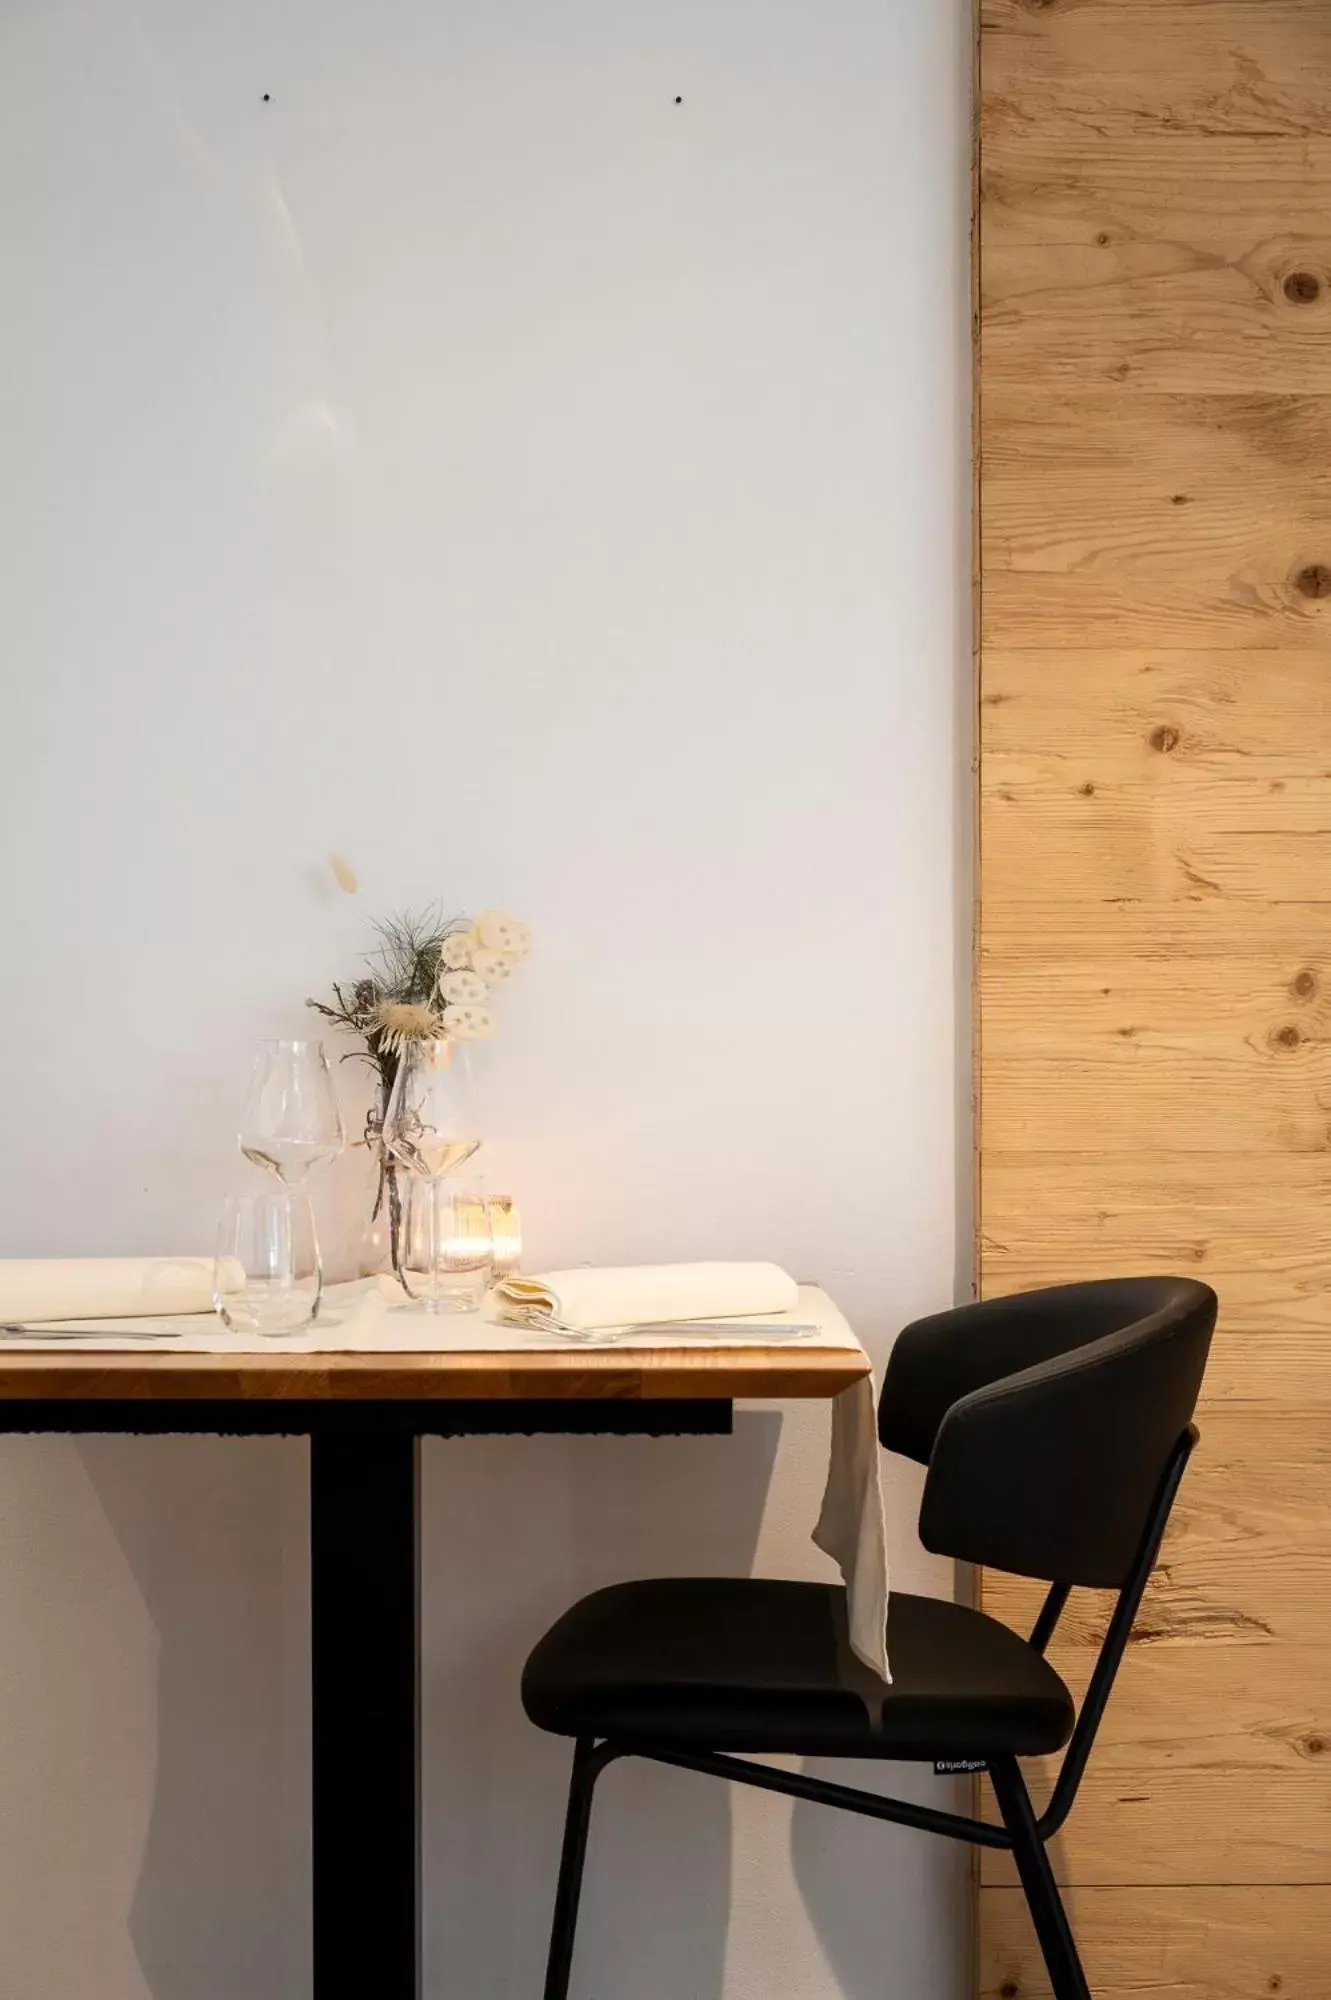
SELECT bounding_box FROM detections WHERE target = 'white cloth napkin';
[493,1261,798,1332]
[0,1257,216,1322]
[814,1376,890,1684]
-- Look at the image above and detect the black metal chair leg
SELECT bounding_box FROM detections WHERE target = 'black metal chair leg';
[988,1757,1092,2000]
[543,1738,605,2000]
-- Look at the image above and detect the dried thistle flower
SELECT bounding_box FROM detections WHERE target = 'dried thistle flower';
[372,1000,444,1056]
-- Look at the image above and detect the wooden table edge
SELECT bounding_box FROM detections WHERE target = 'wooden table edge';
[0,1344,871,1402]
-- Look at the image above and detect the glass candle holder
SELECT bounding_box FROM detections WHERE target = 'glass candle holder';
[485,1196,523,1277]
[399,1182,493,1314]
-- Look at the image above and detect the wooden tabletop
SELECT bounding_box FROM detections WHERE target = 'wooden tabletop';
[0,1343,870,1404]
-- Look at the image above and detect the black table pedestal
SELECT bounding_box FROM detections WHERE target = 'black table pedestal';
[312,1431,422,1999]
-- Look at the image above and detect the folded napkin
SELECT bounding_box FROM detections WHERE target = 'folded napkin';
[493,1261,798,1333]
[0,1257,217,1323]
[814,1379,890,1684]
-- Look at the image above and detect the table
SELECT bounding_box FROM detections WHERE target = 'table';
[0,1341,869,2000]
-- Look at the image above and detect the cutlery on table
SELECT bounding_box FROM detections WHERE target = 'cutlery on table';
[0,1323,183,1342]
[499,1309,821,1342]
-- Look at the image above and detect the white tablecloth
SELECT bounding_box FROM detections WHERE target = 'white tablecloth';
[1,1280,890,1682]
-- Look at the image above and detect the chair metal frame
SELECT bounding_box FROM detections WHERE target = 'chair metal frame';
[539,1424,1198,2000]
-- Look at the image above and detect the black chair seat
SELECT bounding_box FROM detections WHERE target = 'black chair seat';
[522,1577,1075,1760]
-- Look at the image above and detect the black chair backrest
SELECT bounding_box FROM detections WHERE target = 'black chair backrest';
[879,1277,1216,1589]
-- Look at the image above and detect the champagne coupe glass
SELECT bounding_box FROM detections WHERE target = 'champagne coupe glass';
[240,1039,346,1186]
[383,1038,481,1181]
[398,1182,493,1313]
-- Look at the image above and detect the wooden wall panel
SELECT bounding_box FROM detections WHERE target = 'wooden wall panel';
[978,1,1331,1991]
[985,1,1331,139]
[982,1888,1331,2000]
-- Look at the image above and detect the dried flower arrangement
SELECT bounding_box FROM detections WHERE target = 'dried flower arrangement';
[308,907,532,1252]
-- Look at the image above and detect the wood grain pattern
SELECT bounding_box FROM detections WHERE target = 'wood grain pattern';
[983,649,1331,761]
[981,1887,1331,1999]
[983,0,1331,139]
[978,0,1331,1988]
[983,394,1331,648]
[982,141,1331,394]
[981,954,1331,1151]
[982,1154,1331,1404]
[0,1344,868,1403]
[984,900,1331,951]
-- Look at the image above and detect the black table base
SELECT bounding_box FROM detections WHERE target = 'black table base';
[0,1398,733,1998]
[312,1429,422,1996]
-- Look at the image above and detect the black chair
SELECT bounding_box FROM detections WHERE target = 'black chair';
[521,1276,1217,2000]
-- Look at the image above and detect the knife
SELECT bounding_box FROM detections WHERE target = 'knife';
[0,1323,183,1341]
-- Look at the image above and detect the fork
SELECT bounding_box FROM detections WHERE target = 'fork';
[498,1308,820,1344]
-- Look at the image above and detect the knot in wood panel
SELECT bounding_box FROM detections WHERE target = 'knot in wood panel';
[1294,563,1331,599]
[1291,970,1319,1001]
[1271,1024,1303,1051]
[1149,724,1181,753]
[1283,271,1321,304]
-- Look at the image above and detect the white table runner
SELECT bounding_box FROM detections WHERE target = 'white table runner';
[1,1281,890,1682]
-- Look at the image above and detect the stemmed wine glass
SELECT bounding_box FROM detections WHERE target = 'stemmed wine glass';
[240,1040,346,1186]
[383,1038,490,1310]
[383,1038,480,1181]
[222,1039,342,1338]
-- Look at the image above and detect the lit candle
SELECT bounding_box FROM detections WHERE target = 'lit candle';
[485,1196,523,1276]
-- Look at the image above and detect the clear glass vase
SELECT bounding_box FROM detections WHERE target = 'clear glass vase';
[361,1041,483,1278]
[359,1106,401,1277]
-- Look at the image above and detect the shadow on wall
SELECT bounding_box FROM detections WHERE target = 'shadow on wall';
[791,1762,972,2000]
[76,1435,304,2000]
[419,1412,783,2000]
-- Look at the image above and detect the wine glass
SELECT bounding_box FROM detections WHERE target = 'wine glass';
[398,1181,492,1313]
[383,1038,480,1181]
[215,1190,322,1335]
[240,1039,346,1185]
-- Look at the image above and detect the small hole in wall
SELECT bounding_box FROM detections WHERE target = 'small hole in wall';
[262,92,271,101]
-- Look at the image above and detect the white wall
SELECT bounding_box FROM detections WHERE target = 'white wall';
[0,0,971,1994]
